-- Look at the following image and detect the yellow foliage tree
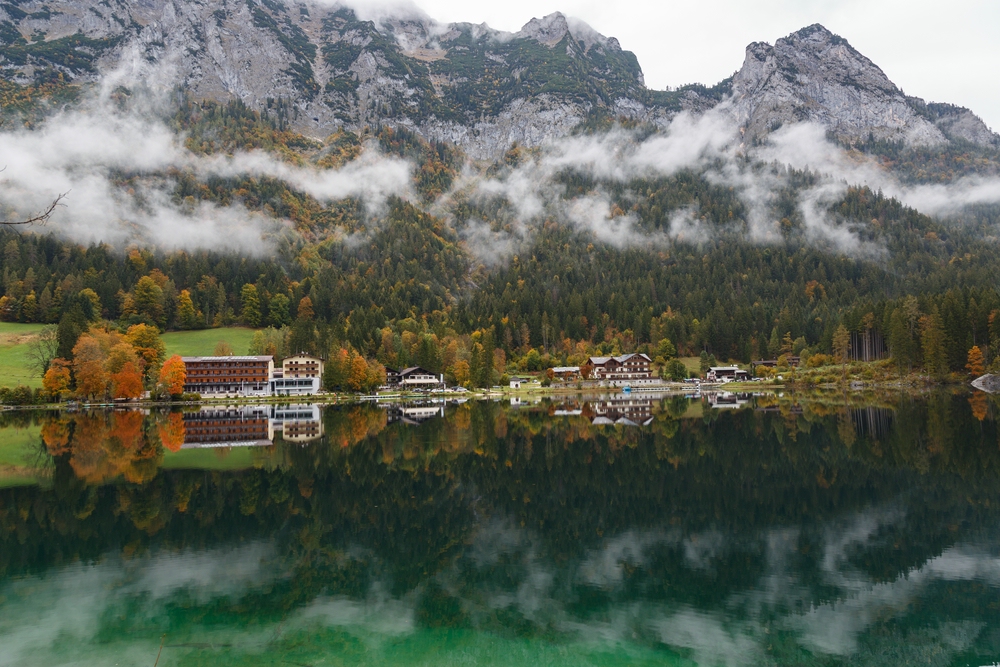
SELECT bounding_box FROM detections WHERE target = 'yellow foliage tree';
[43,358,72,400]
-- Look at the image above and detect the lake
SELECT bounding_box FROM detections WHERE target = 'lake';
[0,390,999,666]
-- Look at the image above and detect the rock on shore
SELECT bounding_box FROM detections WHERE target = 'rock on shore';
[972,374,1000,393]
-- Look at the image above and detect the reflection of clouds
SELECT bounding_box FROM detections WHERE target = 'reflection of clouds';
[4,508,1000,665]
[649,609,760,667]
[0,542,277,666]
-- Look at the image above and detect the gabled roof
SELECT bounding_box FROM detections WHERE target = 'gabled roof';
[285,353,325,362]
[400,366,437,376]
[588,353,652,365]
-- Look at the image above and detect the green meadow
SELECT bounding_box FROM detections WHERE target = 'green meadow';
[0,323,48,389]
[161,327,259,358]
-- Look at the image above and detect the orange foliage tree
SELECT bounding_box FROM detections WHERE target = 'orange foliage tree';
[159,355,186,396]
[72,335,109,399]
[158,412,186,452]
[966,346,985,378]
[111,362,144,399]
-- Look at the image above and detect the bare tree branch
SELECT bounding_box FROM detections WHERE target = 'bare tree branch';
[1,193,66,226]
[0,167,67,226]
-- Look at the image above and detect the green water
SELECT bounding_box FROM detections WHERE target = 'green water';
[1,392,1000,666]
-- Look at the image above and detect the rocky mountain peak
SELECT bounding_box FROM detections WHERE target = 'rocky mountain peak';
[731,23,956,146]
[514,12,612,52]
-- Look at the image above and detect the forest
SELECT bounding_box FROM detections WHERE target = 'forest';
[1,97,1000,393]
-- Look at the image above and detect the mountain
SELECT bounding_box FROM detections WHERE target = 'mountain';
[730,24,998,148]
[3,0,995,158]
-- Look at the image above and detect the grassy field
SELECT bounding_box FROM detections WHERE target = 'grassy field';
[678,357,702,376]
[0,322,48,389]
[162,327,260,358]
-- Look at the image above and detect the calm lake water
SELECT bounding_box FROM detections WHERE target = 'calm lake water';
[1,391,999,666]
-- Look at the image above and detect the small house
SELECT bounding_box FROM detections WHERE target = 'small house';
[706,366,751,382]
[510,377,523,389]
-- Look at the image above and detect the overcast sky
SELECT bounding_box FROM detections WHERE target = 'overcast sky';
[370,0,1000,133]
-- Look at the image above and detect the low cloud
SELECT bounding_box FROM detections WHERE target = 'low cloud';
[0,88,412,254]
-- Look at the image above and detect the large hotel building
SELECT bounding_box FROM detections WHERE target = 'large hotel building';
[181,353,326,397]
[182,356,275,396]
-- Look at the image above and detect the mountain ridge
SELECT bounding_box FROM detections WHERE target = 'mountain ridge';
[2,1,996,159]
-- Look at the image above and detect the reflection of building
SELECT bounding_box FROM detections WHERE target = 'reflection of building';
[182,356,274,396]
[181,406,272,448]
[705,391,752,409]
[270,404,324,443]
[180,404,325,447]
[587,354,653,382]
[589,397,654,426]
[385,402,445,425]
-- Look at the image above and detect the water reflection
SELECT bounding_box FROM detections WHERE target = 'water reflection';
[0,392,998,666]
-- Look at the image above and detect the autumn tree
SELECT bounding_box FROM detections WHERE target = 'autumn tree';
[72,335,109,399]
[240,284,262,327]
[132,275,165,324]
[158,412,186,452]
[105,342,140,375]
[966,345,985,378]
[42,358,72,400]
[111,362,144,400]
[323,348,351,391]
[214,340,234,356]
[347,351,370,392]
[296,295,314,321]
[159,355,186,396]
[176,289,199,329]
[125,323,165,371]
[452,359,471,386]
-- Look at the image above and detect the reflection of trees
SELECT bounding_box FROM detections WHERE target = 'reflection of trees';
[1,396,999,653]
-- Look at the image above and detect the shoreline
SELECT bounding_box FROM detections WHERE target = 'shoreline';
[0,375,982,412]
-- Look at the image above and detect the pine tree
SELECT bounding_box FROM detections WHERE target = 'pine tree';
[920,314,948,378]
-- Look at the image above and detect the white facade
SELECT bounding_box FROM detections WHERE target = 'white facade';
[269,376,322,396]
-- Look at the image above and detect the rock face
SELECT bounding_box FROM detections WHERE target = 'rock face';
[1,3,997,159]
[729,24,996,148]
[972,374,1000,393]
[733,24,1000,146]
